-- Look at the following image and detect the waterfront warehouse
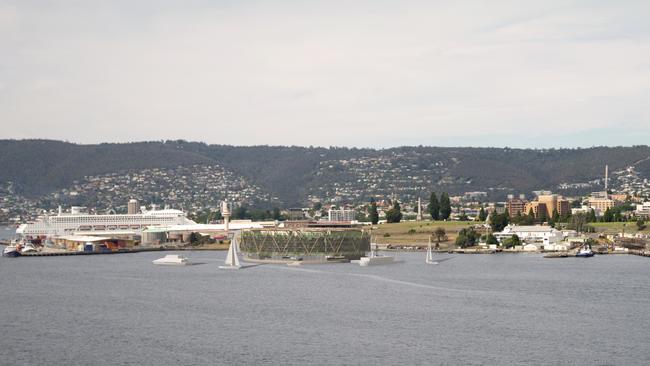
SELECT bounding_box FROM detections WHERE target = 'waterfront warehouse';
[240,228,370,261]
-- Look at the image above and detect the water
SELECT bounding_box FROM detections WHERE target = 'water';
[0,226,15,241]
[1,251,649,365]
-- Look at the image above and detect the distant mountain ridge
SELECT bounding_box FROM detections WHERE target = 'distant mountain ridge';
[1,139,650,206]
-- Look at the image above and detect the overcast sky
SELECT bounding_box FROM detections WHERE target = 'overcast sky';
[1,1,649,148]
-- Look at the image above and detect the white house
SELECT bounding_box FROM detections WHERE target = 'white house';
[494,225,564,248]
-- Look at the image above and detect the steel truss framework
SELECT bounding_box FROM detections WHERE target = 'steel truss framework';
[240,229,370,259]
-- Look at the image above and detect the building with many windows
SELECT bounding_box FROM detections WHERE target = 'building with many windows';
[328,209,356,222]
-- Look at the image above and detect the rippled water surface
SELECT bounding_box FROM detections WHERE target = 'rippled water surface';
[0,226,14,240]
[1,250,649,365]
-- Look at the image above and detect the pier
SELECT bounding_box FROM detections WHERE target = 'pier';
[17,247,165,257]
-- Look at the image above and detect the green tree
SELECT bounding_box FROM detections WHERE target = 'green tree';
[386,201,403,223]
[588,209,597,223]
[489,212,510,232]
[428,192,440,220]
[603,207,614,222]
[486,233,499,245]
[355,211,368,222]
[368,198,379,224]
[503,234,521,248]
[232,206,249,220]
[189,232,203,245]
[636,219,646,231]
[272,207,282,220]
[570,212,587,233]
[434,227,446,244]
[439,192,451,220]
[478,207,488,221]
[455,228,479,248]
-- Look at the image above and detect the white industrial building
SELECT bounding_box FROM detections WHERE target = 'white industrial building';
[636,202,650,218]
[494,225,564,248]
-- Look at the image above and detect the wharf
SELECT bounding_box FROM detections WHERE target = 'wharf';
[544,252,570,258]
[450,248,497,254]
[17,247,165,257]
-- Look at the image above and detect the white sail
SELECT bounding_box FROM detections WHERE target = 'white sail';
[426,237,434,264]
[221,236,241,268]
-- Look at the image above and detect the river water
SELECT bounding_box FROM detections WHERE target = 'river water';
[1,250,649,365]
[0,225,15,240]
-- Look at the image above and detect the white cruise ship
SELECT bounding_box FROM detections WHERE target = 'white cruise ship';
[16,205,196,238]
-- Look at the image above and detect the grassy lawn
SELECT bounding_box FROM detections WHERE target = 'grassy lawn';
[371,220,480,247]
[589,222,650,234]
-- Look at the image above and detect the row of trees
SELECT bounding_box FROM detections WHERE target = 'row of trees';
[191,206,283,223]
[455,227,522,248]
[367,193,452,225]
[428,192,451,220]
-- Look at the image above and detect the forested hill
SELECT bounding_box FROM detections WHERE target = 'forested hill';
[2,139,650,205]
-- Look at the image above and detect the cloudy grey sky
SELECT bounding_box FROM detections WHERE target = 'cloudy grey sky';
[1,0,649,148]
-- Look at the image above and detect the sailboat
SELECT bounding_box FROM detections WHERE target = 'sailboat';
[426,237,436,264]
[219,236,242,269]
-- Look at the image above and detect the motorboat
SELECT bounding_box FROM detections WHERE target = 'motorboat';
[21,243,38,253]
[359,241,394,266]
[152,254,191,266]
[575,245,594,257]
[2,245,22,257]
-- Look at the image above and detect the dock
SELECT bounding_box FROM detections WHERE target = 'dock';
[544,252,570,258]
[15,247,165,257]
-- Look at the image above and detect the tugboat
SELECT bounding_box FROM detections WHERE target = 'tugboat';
[575,244,594,257]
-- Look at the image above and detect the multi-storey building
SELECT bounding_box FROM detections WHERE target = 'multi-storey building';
[524,194,571,218]
[328,209,356,222]
[506,198,527,216]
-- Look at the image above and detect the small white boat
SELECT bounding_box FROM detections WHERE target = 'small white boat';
[219,236,241,270]
[152,254,191,266]
[359,241,394,266]
[3,245,21,257]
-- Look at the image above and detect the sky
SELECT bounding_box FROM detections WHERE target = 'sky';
[1,0,649,148]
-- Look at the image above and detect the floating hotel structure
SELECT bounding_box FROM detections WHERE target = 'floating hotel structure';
[239,228,370,261]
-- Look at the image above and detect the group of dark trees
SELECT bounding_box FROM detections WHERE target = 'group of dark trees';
[428,192,451,220]
[601,203,637,223]
[455,228,480,248]
[368,199,379,224]
[385,201,403,223]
